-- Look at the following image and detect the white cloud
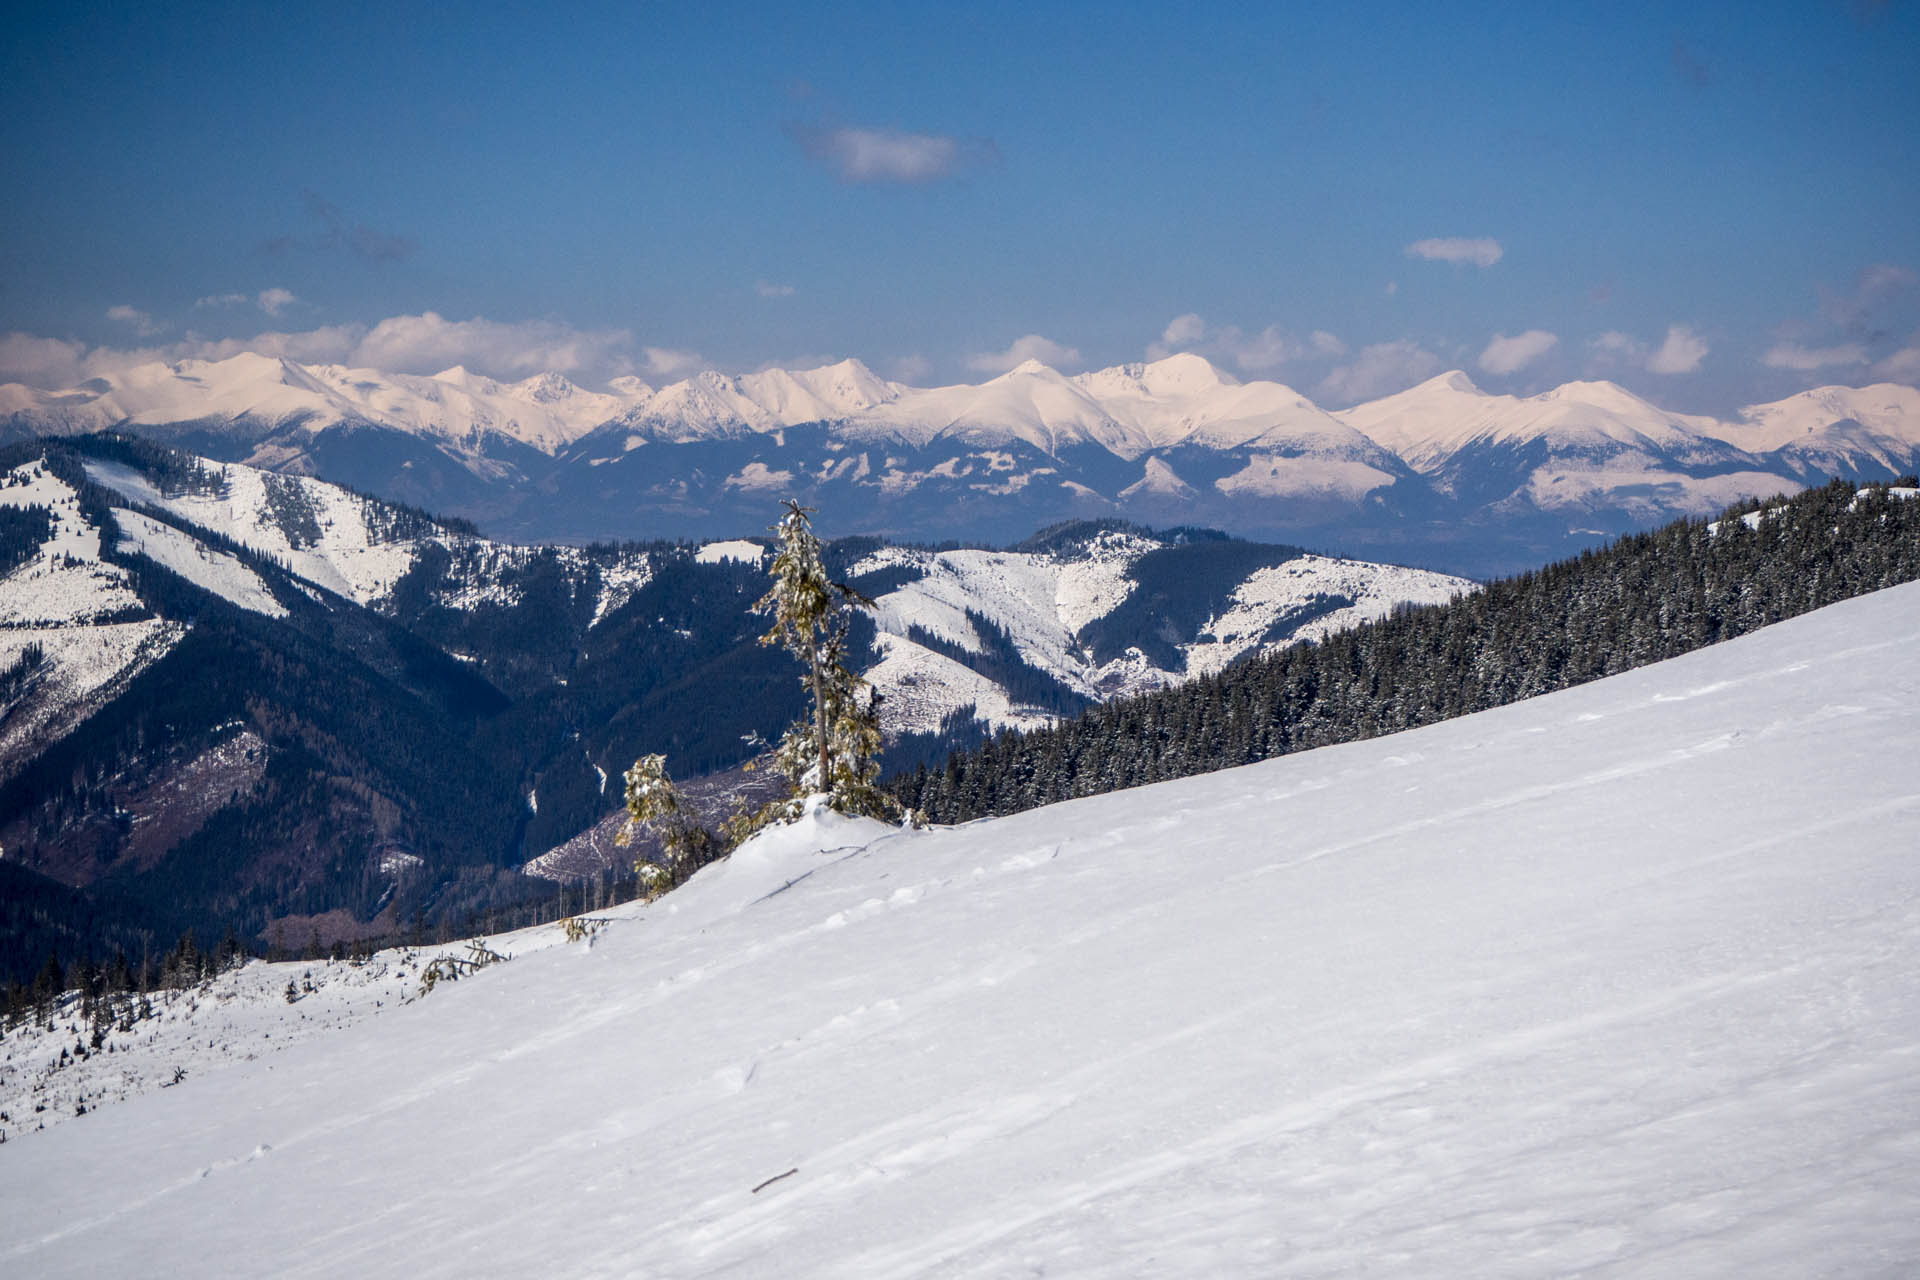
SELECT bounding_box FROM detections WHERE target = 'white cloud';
[889,354,933,383]
[1859,262,1918,293]
[791,125,991,184]
[348,312,639,379]
[0,333,93,387]
[106,304,161,337]
[257,287,298,317]
[1159,313,1207,347]
[756,281,796,299]
[1316,341,1443,405]
[1,312,649,390]
[1871,341,1920,383]
[1406,237,1503,268]
[185,324,365,366]
[1762,342,1869,371]
[968,334,1081,375]
[641,346,706,378]
[1646,325,1708,375]
[1477,329,1559,376]
[1230,327,1303,372]
[1590,331,1645,362]
[195,292,249,309]
[1146,314,1347,372]
[1586,326,1708,376]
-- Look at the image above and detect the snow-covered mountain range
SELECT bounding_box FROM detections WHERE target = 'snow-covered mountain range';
[7,353,1917,575]
[6,579,1917,1275]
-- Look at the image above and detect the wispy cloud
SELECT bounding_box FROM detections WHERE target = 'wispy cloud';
[968,334,1081,374]
[789,124,995,184]
[265,192,415,263]
[1477,329,1558,376]
[2,312,646,389]
[1317,340,1443,405]
[1147,313,1346,372]
[1405,237,1503,268]
[642,346,705,378]
[1871,340,1920,383]
[1589,325,1708,375]
[1819,262,1917,339]
[194,292,249,309]
[1672,39,1711,89]
[889,353,933,383]
[105,304,161,337]
[1762,342,1868,372]
[755,280,796,299]
[256,287,297,317]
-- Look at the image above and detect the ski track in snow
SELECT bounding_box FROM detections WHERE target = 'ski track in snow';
[3,585,1920,1277]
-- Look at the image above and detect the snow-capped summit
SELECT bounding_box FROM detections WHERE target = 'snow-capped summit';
[1704,383,1920,477]
[1341,374,1730,474]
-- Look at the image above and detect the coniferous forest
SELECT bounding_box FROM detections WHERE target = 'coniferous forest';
[893,479,1920,822]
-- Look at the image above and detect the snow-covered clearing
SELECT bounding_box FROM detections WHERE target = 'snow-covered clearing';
[695,539,766,566]
[5,582,1920,1277]
[855,538,1469,731]
[83,456,655,623]
[0,461,143,626]
[83,459,420,607]
[1,461,182,758]
[1182,553,1468,677]
[114,511,286,619]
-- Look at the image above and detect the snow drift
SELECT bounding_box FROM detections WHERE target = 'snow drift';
[4,583,1919,1277]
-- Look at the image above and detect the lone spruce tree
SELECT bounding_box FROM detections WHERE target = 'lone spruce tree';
[750,500,895,824]
[613,500,899,900]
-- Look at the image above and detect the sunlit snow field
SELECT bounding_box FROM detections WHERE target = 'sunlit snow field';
[4,583,1919,1277]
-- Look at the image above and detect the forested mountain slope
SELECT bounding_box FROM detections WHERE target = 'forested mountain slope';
[899,479,1920,821]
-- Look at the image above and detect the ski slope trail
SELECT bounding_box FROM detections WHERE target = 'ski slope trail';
[5,584,1920,1277]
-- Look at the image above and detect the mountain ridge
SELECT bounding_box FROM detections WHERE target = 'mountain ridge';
[6,354,1919,576]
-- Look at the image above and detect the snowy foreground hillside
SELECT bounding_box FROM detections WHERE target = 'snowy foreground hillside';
[6,584,1920,1277]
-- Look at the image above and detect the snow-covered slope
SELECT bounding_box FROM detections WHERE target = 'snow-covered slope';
[0,460,183,765]
[7,582,1916,1277]
[80,455,651,618]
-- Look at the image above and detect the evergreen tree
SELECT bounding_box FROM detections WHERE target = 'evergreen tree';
[750,500,895,823]
[613,753,718,897]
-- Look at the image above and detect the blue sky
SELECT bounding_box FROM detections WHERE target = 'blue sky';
[3,0,1916,412]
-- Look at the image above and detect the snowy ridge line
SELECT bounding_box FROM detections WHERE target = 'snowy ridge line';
[10,352,1919,472]
[81,453,656,620]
